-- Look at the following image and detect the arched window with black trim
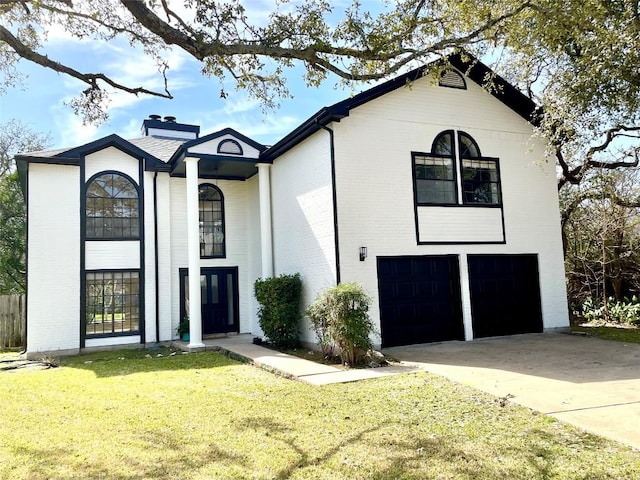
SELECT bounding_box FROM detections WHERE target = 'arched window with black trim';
[199,184,225,258]
[459,131,500,205]
[414,130,457,204]
[413,130,501,206]
[86,172,139,239]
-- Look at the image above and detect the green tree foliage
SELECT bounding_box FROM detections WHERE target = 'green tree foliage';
[0,172,25,294]
[0,120,51,294]
[254,273,302,349]
[484,0,640,188]
[0,1,532,123]
[306,282,374,366]
[2,1,638,187]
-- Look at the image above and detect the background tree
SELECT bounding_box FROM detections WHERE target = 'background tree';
[562,170,640,322]
[0,120,51,294]
[2,1,638,190]
[0,0,536,122]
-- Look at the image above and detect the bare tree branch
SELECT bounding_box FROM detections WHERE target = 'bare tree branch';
[558,125,640,189]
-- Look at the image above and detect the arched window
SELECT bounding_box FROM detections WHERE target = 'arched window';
[432,130,455,156]
[199,184,225,258]
[86,172,139,239]
[413,131,501,206]
[458,131,481,158]
[414,131,457,204]
[217,139,243,155]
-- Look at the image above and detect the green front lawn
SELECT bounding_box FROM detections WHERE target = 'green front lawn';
[572,324,640,344]
[1,348,638,479]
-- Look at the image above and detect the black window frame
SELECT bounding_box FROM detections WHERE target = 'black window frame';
[412,130,502,208]
[85,171,140,240]
[413,153,458,206]
[85,269,140,338]
[198,183,226,258]
[461,157,502,206]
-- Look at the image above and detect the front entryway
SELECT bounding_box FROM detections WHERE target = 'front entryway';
[377,255,464,347]
[180,267,239,335]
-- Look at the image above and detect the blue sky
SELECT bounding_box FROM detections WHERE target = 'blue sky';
[0,1,368,151]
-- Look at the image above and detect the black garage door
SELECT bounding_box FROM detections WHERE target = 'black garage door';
[468,254,543,338]
[378,256,464,347]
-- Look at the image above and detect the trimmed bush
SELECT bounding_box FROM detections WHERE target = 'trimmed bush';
[254,273,302,349]
[306,282,374,366]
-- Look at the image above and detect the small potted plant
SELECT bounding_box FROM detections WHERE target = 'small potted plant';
[177,316,190,341]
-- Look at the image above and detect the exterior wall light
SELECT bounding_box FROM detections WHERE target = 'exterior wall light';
[359,246,367,261]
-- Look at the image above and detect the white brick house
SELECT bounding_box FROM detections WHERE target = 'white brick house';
[16,54,569,357]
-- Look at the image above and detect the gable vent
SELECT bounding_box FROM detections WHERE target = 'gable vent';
[439,69,466,89]
[217,139,243,155]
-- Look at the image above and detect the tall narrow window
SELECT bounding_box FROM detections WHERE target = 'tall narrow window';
[414,131,457,205]
[458,131,500,205]
[86,172,139,239]
[199,184,225,258]
[86,271,140,336]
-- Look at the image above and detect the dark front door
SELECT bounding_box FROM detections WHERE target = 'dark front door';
[377,255,464,347]
[180,267,239,335]
[468,254,543,338]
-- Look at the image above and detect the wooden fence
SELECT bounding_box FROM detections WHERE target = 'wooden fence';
[0,294,25,348]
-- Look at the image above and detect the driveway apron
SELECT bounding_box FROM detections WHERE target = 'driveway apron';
[383,333,640,450]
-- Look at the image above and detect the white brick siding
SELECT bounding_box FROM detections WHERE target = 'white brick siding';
[330,75,569,343]
[84,147,139,183]
[271,131,336,343]
[27,164,81,354]
[85,242,140,269]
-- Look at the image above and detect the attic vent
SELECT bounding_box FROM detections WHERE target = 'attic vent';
[439,69,466,89]
[218,139,243,155]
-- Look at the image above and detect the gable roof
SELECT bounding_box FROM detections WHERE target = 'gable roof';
[168,127,267,167]
[261,51,539,161]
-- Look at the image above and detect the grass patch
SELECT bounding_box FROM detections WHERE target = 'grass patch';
[571,324,640,344]
[1,348,638,479]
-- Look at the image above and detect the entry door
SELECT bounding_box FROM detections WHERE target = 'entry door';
[180,267,239,335]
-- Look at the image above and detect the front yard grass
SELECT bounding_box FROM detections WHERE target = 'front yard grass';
[1,348,639,480]
[571,324,640,344]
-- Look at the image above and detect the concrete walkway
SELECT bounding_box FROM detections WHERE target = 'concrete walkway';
[384,333,640,451]
[174,334,421,385]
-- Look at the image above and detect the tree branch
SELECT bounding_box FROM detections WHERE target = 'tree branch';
[557,125,640,188]
[0,24,172,99]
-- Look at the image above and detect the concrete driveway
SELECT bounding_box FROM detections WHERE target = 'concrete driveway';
[383,333,640,450]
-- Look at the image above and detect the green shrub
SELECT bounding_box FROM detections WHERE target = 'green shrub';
[254,273,302,349]
[305,294,335,358]
[582,296,640,325]
[306,282,374,366]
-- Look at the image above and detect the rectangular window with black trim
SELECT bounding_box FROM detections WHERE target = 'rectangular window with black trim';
[86,271,140,337]
[461,159,501,205]
[414,154,457,205]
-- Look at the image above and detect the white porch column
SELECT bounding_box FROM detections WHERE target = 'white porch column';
[185,157,205,348]
[257,163,273,278]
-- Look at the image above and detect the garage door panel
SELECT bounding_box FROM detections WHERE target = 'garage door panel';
[468,254,542,339]
[378,255,464,347]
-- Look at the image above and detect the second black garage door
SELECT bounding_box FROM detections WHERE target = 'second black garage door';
[378,256,464,347]
[468,254,543,338]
